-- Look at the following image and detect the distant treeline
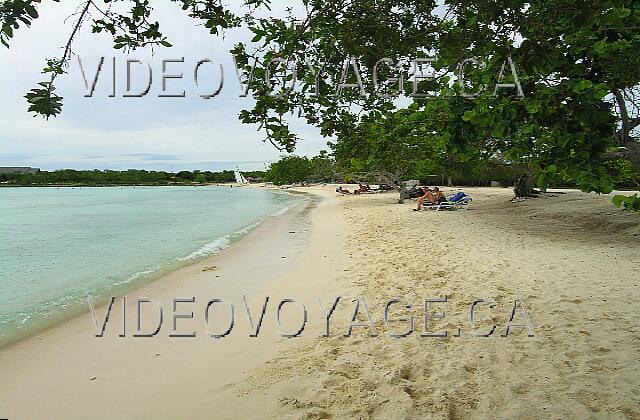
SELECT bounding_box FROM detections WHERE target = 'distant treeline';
[3,158,637,190]
[265,153,528,187]
[265,153,639,190]
[0,169,267,186]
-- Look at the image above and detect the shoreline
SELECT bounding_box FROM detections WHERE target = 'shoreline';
[1,186,638,418]
[0,186,310,350]
[0,186,348,419]
[0,182,252,188]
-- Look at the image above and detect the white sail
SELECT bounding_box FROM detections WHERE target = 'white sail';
[234,167,249,184]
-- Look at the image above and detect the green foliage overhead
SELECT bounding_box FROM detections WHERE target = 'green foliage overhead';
[2,0,640,201]
[0,0,54,48]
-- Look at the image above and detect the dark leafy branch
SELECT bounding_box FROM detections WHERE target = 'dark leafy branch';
[2,0,640,207]
[1,0,271,118]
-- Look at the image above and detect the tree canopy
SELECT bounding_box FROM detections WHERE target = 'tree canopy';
[266,151,336,185]
[2,0,639,204]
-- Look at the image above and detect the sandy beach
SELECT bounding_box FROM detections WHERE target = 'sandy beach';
[0,186,638,419]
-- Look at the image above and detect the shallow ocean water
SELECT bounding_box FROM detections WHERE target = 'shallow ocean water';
[0,185,300,346]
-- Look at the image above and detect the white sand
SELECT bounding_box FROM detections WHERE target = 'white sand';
[0,186,638,419]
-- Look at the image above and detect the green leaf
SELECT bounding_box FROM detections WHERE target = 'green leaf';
[618,8,631,19]
[573,80,593,93]
[612,195,626,207]
[25,5,38,19]
[593,39,607,54]
[526,101,540,114]
[612,194,640,211]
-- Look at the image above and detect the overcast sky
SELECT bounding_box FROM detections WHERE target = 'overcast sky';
[0,1,329,171]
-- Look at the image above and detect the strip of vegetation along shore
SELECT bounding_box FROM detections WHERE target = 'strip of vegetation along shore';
[0,169,268,187]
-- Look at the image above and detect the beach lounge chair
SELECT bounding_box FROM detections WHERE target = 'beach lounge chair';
[362,186,384,194]
[423,194,472,211]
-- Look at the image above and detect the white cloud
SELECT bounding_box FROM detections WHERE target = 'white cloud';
[0,1,330,170]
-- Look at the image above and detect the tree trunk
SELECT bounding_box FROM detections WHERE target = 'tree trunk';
[622,139,640,166]
[604,89,640,167]
[613,89,631,144]
[514,171,535,198]
[398,185,410,203]
[373,171,406,203]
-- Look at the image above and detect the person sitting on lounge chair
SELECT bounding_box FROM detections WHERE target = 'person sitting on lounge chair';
[414,186,434,210]
[336,186,351,194]
[414,187,445,211]
[433,187,446,203]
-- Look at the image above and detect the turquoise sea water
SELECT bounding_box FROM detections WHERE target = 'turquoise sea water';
[0,186,300,346]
